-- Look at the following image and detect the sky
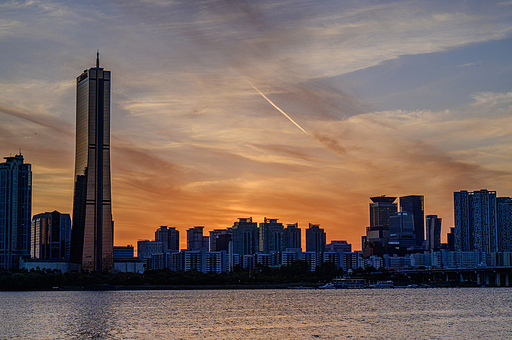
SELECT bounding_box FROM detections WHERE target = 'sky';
[1,0,512,250]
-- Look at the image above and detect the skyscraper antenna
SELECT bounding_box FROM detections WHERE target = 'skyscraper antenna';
[96,50,100,68]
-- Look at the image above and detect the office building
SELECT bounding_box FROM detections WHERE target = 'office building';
[259,218,284,253]
[0,154,32,270]
[369,196,397,228]
[305,223,326,253]
[400,195,424,248]
[326,240,352,253]
[31,211,71,261]
[231,217,258,255]
[283,223,301,250]
[70,53,113,272]
[425,215,442,250]
[388,212,415,249]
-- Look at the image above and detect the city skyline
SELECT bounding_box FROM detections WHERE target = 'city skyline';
[1,1,512,250]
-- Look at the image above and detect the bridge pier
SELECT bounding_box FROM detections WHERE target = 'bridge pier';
[497,273,501,287]
[477,273,481,285]
[486,274,490,285]
[506,273,510,287]
[460,273,464,283]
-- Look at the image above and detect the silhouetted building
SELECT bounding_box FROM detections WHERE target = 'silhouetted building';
[0,154,32,270]
[187,226,209,251]
[232,218,258,255]
[454,190,498,253]
[370,196,397,228]
[259,218,284,253]
[70,52,113,272]
[305,223,326,253]
[400,195,424,248]
[155,226,179,252]
[326,240,352,253]
[31,211,71,261]
[447,227,455,251]
[389,211,415,249]
[497,197,512,252]
[425,215,442,250]
[210,228,231,252]
[283,223,301,250]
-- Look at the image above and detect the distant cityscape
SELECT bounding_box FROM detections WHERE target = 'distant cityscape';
[1,56,512,279]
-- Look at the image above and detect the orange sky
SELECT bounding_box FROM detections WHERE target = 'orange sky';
[2,1,512,251]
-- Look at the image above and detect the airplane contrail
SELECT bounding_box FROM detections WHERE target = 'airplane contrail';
[248,81,308,135]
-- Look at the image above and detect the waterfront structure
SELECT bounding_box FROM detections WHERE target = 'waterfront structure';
[400,195,425,248]
[305,223,326,253]
[259,218,284,253]
[231,218,259,255]
[283,223,301,250]
[70,53,113,272]
[454,190,498,253]
[155,226,179,253]
[0,154,32,270]
[31,211,71,261]
[187,226,209,251]
[425,215,442,250]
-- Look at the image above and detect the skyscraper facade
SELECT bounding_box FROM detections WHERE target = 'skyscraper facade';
[497,197,512,252]
[399,195,424,248]
[231,218,258,255]
[454,190,498,253]
[0,154,32,270]
[155,226,180,253]
[283,223,301,250]
[259,218,284,253]
[187,226,209,251]
[425,215,442,250]
[70,53,113,272]
[31,211,71,261]
[369,196,397,227]
[305,223,326,253]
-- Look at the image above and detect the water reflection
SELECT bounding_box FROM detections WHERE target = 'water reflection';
[1,288,512,339]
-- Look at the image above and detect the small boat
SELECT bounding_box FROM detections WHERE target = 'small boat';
[318,282,336,289]
[371,280,394,289]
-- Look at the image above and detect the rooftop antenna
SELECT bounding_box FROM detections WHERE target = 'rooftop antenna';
[96,49,100,68]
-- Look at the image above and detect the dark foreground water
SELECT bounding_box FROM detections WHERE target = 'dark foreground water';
[1,288,511,339]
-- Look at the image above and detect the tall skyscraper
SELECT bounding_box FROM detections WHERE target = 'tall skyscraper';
[187,226,209,251]
[70,53,113,272]
[454,190,498,253]
[497,197,512,252]
[399,195,424,248]
[0,154,32,270]
[305,223,326,253]
[388,211,415,248]
[31,211,71,261]
[425,215,442,250]
[209,228,232,252]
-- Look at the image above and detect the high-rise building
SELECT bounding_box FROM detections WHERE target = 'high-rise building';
[425,215,442,250]
[155,226,179,252]
[369,196,397,228]
[31,211,71,261]
[259,218,284,253]
[70,53,114,272]
[209,228,231,252]
[497,197,512,252]
[388,211,415,249]
[305,223,326,253]
[0,154,32,270]
[399,195,424,248]
[231,218,258,255]
[187,226,209,251]
[283,223,301,250]
[454,190,498,253]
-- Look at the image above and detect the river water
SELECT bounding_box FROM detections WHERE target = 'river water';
[1,288,511,339]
